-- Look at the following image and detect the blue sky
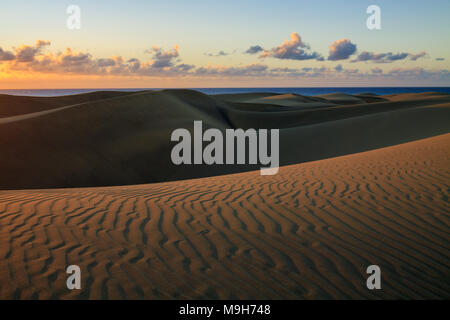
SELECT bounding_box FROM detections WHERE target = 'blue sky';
[1,0,449,88]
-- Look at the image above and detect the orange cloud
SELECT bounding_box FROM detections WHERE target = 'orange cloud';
[328,39,357,61]
[259,32,323,61]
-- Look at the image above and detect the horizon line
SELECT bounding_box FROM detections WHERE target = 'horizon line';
[2,85,450,91]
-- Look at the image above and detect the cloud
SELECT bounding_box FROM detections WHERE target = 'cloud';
[328,39,357,61]
[245,45,264,55]
[266,65,449,82]
[195,64,336,78]
[381,67,450,82]
[352,51,406,63]
[382,53,409,61]
[15,45,39,62]
[204,50,229,57]
[146,45,180,68]
[259,32,322,61]
[409,51,427,61]
[1,40,448,84]
[97,58,116,67]
[60,48,92,66]
[14,40,51,62]
[36,40,51,47]
[351,51,427,63]
[270,67,299,73]
[2,41,205,78]
[172,63,195,72]
[371,67,383,74]
[194,63,268,76]
[270,65,335,77]
[127,58,140,72]
[0,48,15,61]
[1,41,187,76]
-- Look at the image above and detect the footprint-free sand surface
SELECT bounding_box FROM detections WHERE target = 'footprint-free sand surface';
[1,134,448,299]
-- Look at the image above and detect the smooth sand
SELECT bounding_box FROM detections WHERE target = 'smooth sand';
[0,134,448,299]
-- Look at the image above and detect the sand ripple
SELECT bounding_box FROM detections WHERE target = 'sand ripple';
[0,134,449,299]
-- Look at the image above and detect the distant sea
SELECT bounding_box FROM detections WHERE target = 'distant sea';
[1,87,449,97]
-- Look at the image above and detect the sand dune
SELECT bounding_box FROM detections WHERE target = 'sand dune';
[354,93,388,103]
[384,91,450,101]
[1,90,449,189]
[0,91,148,124]
[0,134,448,299]
[213,92,278,103]
[0,89,448,300]
[245,94,334,109]
[0,91,138,118]
[315,92,367,105]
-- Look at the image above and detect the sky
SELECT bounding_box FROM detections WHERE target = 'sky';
[0,0,449,88]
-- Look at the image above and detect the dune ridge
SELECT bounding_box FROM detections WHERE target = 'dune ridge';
[0,91,139,118]
[0,134,449,299]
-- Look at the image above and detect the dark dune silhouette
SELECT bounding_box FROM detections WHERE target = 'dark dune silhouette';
[0,90,449,189]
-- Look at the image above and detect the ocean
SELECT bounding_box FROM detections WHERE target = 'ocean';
[0,87,449,97]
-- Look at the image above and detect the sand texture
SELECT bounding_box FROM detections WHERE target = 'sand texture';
[0,134,448,299]
[0,90,449,299]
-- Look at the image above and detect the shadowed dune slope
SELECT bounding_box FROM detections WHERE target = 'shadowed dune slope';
[0,90,449,189]
[0,90,231,189]
[0,134,448,299]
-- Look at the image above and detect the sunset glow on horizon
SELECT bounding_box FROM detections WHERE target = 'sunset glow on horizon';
[1,0,449,89]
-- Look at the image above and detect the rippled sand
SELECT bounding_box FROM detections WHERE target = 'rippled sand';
[1,134,448,299]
